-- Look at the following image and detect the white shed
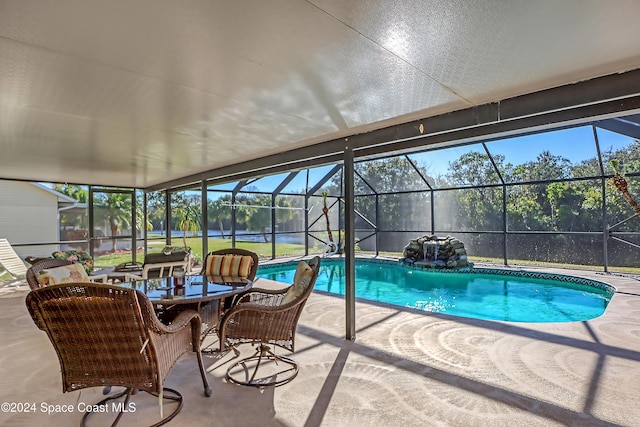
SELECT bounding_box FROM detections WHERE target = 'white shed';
[0,181,76,259]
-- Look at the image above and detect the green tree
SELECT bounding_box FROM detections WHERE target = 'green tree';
[244,194,295,242]
[53,184,88,203]
[506,151,573,231]
[94,193,132,252]
[135,193,153,235]
[208,197,232,238]
[445,152,505,231]
[53,184,89,230]
[545,182,583,230]
[512,151,571,182]
[350,157,432,232]
[175,203,201,249]
[146,191,167,231]
[244,195,271,242]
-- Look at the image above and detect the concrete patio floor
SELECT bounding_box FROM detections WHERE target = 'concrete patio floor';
[1,264,639,426]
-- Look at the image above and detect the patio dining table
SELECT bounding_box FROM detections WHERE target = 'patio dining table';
[116,275,252,337]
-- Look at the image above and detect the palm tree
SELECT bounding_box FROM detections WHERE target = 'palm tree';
[93,193,132,252]
[322,191,336,251]
[208,198,230,239]
[135,198,153,235]
[176,204,201,248]
[609,159,640,216]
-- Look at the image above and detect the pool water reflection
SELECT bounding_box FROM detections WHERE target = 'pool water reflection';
[257,259,614,322]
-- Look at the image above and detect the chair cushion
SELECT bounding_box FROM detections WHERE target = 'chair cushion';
[36,263,90,286]
[281,261,314,305]
[205,255,253,278]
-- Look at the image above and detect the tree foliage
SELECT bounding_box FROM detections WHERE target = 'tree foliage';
[52,131,640,266]
[93,193,132,252]
[244,193,295,242]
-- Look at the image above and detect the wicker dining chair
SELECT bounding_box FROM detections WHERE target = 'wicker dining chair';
[26,258,108,290]
[25,282,211,427]
[202,247,259,311]
[218,256,320,388]
[202,248,259,281]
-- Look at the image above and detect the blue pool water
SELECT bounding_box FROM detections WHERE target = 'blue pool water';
[256,259,614,323]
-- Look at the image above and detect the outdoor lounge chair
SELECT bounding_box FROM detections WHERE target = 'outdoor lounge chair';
[0,238,28,287]
[218,256,320,387]
[25,258,109,290]
[25,282,211,427]
[124,249,191,282]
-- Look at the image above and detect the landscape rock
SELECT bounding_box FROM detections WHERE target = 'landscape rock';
[401,234,470,268]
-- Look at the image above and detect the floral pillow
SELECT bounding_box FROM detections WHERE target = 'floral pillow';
[36,263,90,286]
[52,250,94,274]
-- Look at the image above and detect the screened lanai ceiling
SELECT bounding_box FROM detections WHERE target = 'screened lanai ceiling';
[1,0,640,189]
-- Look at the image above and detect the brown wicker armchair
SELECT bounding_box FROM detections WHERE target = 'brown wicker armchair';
[218,256,320,388]
[26,258,108,290]
[25,283,211,427]
[202,248,259,280]
[202,248,259,312]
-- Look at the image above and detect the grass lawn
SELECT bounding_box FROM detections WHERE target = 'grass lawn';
[350,251,640,274]
[94,237,310,267]
[84,239,640,275]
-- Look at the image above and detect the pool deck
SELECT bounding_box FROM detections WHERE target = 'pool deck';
[1,260,639,426]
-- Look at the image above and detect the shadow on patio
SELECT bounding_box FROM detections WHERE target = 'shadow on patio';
[1,268,639,426]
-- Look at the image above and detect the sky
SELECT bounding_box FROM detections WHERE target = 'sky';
[413,125,635,178]
[207,124,637,196]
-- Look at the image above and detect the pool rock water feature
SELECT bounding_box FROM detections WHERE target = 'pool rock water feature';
[402,234,470,268]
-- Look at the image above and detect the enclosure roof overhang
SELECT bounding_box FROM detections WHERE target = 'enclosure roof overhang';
[1,0,640,190]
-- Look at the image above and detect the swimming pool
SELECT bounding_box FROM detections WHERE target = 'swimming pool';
[256,258,615,323]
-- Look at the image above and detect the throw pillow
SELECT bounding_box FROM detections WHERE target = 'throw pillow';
[281,261,314,305]
[205,255,253,278]
[36,263,90,286]
[51,250,94,274]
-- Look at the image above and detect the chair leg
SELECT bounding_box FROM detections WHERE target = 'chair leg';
[81,387,183,427]
[81,388,132,427]
[199,326,222,354]
[195,347,212,397]
[226,344,299,388]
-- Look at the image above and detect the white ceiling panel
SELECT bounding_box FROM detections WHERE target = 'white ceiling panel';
[313,0,640,103]
[0,0,639,187]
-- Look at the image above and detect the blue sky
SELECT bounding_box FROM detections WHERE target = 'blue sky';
[206,124,637,197]
[411,125,635,178]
